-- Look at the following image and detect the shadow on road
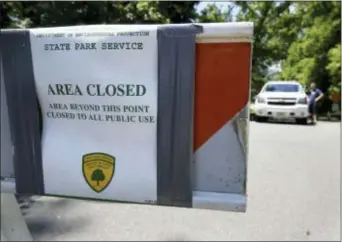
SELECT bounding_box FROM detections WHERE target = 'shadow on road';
[17,195,75,215]
[252,120,313,126]
[16,195,37,216]
[26,215,89,239]
[16,195,90,240]
[317,117,341,122]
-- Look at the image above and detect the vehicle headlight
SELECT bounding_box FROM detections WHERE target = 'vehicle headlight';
[297,97,307,104]
[256,96,266,104]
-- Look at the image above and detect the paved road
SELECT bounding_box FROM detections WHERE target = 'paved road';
[21,122,340,241]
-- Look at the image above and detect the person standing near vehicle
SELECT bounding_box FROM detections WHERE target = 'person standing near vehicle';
[306,82,324,124]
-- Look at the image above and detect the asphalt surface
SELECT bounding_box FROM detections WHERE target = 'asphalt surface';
[20,121,340,241]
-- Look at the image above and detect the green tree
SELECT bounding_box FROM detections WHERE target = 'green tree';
[1,1,200,28]
[326,44,341,93]
[1,2,29,28]
[196,3,235,23]
[91,169,105,186]
[4,1,339,100]
[158,1,199,23]
[234,1,296,97]
[280,2,341,93]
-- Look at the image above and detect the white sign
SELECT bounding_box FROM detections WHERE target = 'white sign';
[30,26,158,203]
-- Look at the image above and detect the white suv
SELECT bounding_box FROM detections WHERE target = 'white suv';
[254,81,309,124]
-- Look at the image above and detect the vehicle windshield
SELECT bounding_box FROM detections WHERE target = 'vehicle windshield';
[264,84,300,92]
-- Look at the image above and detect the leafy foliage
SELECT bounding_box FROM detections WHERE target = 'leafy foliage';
[234,1,301,96]
[1,1,340,99]
[326,44,341,93]
[280,2,341,94]
[197,3,234,23]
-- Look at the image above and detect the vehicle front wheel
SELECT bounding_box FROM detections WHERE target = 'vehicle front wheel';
[295,118,307,125]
